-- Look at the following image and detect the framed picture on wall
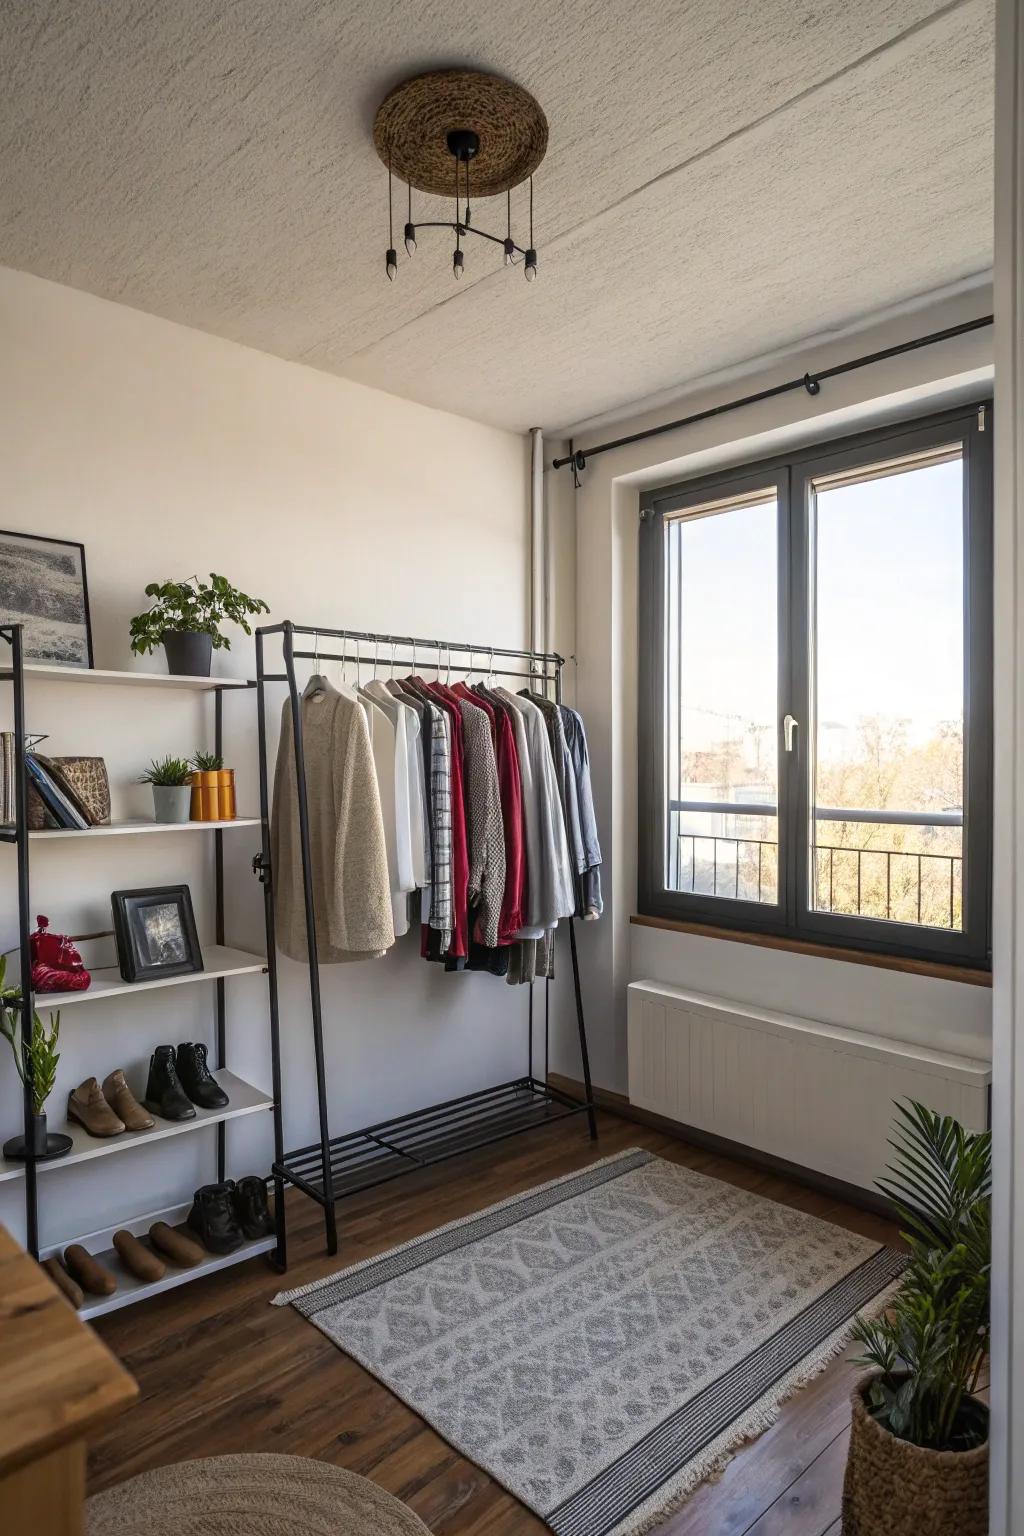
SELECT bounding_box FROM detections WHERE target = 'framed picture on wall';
[0,529,93,668]
[111,885,204,984]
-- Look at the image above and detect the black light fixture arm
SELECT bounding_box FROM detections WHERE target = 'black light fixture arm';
[410,219,529,257]
[553,314,994,474]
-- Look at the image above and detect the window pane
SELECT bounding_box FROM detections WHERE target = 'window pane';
[664,491,778,902]
[810,449,964,931]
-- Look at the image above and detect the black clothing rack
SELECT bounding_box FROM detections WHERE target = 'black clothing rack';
[255,620,598,1257]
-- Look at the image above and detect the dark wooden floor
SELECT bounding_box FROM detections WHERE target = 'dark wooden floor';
[90,1112,906,1535]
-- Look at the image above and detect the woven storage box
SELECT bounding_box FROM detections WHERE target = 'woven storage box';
[28,755,110,828]
[843,1374,988,1536]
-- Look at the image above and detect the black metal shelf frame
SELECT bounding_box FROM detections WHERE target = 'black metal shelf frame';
[0,626,287,1273]
[254,620,598,1257]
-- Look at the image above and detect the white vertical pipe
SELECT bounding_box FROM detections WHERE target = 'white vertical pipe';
[530,426,545,658]
[992,2,1024,1529]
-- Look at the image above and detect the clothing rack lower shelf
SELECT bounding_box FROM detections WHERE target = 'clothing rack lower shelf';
[274,1077,592,1204]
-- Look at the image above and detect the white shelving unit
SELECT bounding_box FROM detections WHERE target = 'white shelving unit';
[27,817,260,839]
[31,944,267,1010]
[2,655,283,1301]
[1,663,251,692]
[0,1069,272,1183]
[39,1199,276,1320]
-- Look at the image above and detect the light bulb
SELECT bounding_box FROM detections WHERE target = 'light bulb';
[385,247,398,281]
[404,223,416,256]
[503,237,516,266]
[453,249,464,280]
[524,249,537,282]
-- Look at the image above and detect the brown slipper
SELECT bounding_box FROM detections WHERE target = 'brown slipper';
[67,1077,125,1138]
[102,1069,155,1131]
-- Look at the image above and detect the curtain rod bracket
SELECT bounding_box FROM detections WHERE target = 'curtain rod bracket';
[803,372,821,397]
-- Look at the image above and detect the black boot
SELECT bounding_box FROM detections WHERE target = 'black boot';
[233,1175,274,1239]
[176,1042,229,1110]
[144,1045,196,1122]
[187,1181,242,1254]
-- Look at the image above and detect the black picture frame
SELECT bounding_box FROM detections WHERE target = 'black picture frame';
[0,528,94,669]
[111,885,203,984]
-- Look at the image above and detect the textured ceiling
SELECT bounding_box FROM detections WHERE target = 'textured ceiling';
[0,0,993,432]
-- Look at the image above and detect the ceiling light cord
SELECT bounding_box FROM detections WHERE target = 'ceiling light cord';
[404,179,416,256]
[385,150,397,281]
[452,153,464,279]
[524,176,537,282]
[504,189,516,266]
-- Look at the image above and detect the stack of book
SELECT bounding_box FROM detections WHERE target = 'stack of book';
[0,734,91,830]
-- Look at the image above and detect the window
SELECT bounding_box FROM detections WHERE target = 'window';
[638,404,992,967]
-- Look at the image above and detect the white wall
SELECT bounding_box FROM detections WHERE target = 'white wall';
[0,266,531,1250]
[548,286,995,1100]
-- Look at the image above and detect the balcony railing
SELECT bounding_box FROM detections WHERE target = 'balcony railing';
[668,801,963,930]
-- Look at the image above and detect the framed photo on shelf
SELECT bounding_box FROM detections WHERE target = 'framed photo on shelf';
[0,528,93,668]
[111,885,203,984]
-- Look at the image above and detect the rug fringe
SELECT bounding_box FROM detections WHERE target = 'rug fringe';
[607,1273,905,1536]
[271,1146,651,1306]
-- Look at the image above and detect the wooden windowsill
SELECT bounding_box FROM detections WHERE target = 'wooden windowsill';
[629,913,993,988]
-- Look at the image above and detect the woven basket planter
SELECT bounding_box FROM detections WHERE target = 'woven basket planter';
[843,1373,988,1536]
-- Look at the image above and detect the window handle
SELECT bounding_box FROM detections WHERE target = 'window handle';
[783,714,799,753]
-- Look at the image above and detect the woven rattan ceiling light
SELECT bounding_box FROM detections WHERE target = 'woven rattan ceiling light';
[372,68,548,284]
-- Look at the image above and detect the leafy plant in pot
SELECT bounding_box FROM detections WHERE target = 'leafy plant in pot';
[139,756,193,824]
[843,1100,990,1536]
[0,954,69,1161]
[129,573,269,677]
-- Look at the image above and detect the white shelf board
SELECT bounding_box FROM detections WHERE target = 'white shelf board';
[27,817,260,839]
[1,663,251,691]
[31,944,267,1011]
[0,1069,272,1184]
[40,1200,275,1320]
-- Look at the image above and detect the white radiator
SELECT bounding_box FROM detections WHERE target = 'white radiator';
[627,979,991,1191]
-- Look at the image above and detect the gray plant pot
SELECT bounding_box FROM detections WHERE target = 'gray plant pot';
[153,784,192,824]
[162,630,214,676]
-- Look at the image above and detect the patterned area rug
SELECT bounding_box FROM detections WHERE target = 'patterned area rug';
[275,1149,905,1536]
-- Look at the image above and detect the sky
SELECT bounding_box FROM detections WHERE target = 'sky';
[668,454,964,787]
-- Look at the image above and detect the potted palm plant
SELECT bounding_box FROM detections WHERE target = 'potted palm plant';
[844,1100,990,1536]
[139,755,194,823]
[129,573,269,676]
[0,955,69,1160]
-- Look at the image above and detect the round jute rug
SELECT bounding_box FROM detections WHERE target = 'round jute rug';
[86,1453,433,1536]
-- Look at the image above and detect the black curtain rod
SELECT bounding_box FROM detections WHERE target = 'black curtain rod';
[552,315,994,474]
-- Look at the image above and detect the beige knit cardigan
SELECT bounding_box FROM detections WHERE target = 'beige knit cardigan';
[271,683,395,964]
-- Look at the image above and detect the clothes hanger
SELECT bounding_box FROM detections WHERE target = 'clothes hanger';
[303,631,327,699]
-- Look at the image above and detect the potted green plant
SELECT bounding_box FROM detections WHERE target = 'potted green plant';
[844,1100,990,1536]
[139,755,194,823]
[0,955,68,1161]
[129,573,269,677]
[189,750,235,821]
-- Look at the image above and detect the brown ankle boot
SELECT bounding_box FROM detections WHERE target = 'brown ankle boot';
[102,1069,154,1131]
[67,1077,125,1137]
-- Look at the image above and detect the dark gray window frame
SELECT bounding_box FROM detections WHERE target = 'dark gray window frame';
[638,402,993,970]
